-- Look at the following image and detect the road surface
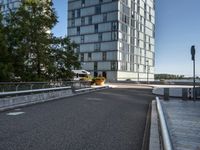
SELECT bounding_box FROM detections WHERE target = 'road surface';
[0,87,154,150]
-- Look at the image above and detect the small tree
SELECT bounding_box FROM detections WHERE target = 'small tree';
[49,37,80,81]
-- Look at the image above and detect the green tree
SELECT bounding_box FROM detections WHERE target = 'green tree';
[0,13,13,81]
[5,0,57,81]
[49,37,80,81]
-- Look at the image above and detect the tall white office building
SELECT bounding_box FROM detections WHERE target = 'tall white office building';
[68,0,155,81]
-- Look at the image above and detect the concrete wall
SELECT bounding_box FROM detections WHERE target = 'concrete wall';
[0,89,72,111]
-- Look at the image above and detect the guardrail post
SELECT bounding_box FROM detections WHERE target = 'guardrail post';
[164,88,169,101]
[188,88,192,100]
[16,84,19,91]
[182,88,187,100]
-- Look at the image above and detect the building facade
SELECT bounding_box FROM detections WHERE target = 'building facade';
[0,0,51,14]
[72,0,155,81]
[0,0,21,14]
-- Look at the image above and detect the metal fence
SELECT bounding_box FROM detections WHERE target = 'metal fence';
[0,81,91,92]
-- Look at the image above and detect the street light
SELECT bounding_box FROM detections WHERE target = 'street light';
[146,60,149,84]
[191,45,196,100]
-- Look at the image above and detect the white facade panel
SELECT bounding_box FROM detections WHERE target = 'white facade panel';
[101,42,117,51]
[84,34,98,43]
[101,2,118,13]
[80,25,94,34]
[98,62,111,70]
[81,7,95,16]
[98,23,111,32]
[80,44,94,52]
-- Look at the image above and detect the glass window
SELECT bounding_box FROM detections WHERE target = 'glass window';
[71,10,75,18]
[81,35,84,43]
[95,24,98,33]
[111,32,118,40]
[98,33,102,42]
[111,22,118,31]
[81,53,84,61]
[94,43,100,51]
[103,14,107,22]
[111,62,117,70]
[94,62,98,70]
[102,52,107,60]
[77,9,80,17]
[77,27,80,35]
[71,19,75,27]
[88,53,92,61]
[81,0,85,7]
[81,17,85,25]
[95,5,101,14]
[88,16,92,24]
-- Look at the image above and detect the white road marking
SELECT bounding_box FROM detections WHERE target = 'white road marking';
[86,97,102,101]
[7,112,25,116]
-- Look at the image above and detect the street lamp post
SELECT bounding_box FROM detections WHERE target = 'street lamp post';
[191,45,196,100]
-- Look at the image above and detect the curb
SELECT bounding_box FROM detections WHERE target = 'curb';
[149,100,161,150]
[141,103,152,150]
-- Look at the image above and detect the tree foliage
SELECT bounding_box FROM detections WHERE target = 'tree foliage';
[0,13,13,81]
[0,1,80,82]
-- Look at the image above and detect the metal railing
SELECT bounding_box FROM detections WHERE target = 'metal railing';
[0,87,71,98]
[0,81,91,92]
[156,97,173,150]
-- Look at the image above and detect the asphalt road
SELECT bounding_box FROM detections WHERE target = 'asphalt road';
[0,87,154,150]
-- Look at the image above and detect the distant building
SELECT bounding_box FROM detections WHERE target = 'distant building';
[68,0,155,81]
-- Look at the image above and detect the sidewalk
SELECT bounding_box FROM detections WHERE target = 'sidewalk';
[161,100,200,150]
[150,99,200,150]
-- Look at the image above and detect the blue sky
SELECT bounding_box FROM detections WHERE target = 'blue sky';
[52,0,200,76]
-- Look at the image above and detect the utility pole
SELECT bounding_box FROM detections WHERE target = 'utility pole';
[191,45,196,100]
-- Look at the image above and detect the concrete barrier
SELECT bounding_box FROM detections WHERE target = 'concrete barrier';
[0,86,110,111]
[0,87,73,111]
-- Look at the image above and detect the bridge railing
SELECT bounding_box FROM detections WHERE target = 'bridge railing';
[0,81,92,92]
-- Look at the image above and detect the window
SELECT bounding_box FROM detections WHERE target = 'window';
[111,32,118,40]
[111,22,118,31]
[77,27,80,35]
[88,16,92,24]
[71,10,75,18]
[80,53,84,61]
[76,45,80,53]
[103,14,107,22]
[81,17,85,25]
[71,19,75,27]
[98,33,102,42]
[102,52,107,60]
[88,53,92,61]
[95,5,101,14]
[94,24,98,33]
[94,43,100,51]
[81,35,84,43]
[94,62,98,70]
[77,9,80,17]
[81,0,85,7]
[111,62,117,70]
